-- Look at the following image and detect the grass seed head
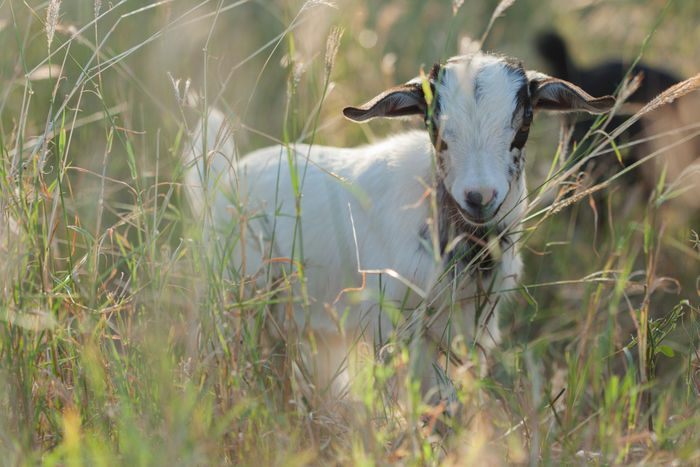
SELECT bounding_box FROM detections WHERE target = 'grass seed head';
[480,0,518,47]
[299,0,337,15]
[46,0,61,49]
[293,61,306,87]
[183,78,192,106]
[167,71,182,107]
[493,0,517,19]
[618,72,644,106]
[635,73,700,119]
[286,57,308,98]
[325,26,344,78]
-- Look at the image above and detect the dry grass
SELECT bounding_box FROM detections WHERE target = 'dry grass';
[0,0,699,465]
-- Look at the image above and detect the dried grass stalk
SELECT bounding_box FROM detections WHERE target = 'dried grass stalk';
[480,0,517,46]
[325,26,344,78]
[635,73,700,119]
[618,72,644,108]
[611,73,700,140]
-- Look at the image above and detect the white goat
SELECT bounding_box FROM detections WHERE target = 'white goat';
[186,51,615,401]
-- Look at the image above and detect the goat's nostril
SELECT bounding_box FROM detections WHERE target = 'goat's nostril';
[466,191,484,206]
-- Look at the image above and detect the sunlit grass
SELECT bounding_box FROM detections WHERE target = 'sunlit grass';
[1,0,699,465]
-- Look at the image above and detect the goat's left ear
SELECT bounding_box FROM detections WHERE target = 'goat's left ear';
[343,81,426,122]
[527,70,616,114]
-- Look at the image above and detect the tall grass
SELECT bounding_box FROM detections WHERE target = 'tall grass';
[1,0,699,464]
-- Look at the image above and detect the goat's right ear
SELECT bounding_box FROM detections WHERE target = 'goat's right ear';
[527,70,616,114]
[343,81,426,122]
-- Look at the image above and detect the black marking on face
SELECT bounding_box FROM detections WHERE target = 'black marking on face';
[424,62,447,151]
[502,56,525,73]
[427,61,442,81]
[510,127,530,151]
[511,82,533,151]
[513,152,523,174]
[509,150,525,182]
[512,82,531,125]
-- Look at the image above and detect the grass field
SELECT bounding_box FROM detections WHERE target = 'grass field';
[1,0,700,464]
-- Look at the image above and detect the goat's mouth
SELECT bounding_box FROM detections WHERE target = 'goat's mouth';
[454,201,502,226]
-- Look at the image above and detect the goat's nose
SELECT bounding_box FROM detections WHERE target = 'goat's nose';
[465,189,496,208]
[466,191,483,206]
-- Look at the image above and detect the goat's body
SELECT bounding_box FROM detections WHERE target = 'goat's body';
[205,129,521,365]
[187,50,614,401]
[189,126,522,396]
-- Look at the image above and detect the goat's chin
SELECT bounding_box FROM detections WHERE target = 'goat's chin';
[459,212,494,227]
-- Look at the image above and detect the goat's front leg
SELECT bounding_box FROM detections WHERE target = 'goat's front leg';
[413,334,490,428]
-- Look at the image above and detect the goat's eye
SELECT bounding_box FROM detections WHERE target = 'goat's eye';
[518,108,533,134]
[510,119,532,151]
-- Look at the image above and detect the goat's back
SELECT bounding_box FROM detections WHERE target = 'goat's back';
[215,131,447,337]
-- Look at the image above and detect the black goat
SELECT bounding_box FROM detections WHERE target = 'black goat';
[535,30,700,215]
[536,31,680,105]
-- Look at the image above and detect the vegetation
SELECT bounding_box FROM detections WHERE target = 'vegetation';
[1,0,699,464]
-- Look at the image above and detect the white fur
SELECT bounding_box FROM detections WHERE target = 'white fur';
[440,54,526,218]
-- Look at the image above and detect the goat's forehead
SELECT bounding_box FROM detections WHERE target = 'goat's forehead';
[442,54,528,120]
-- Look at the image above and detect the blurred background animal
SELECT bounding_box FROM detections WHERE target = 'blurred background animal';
[536,30,700,213]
